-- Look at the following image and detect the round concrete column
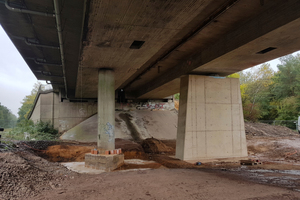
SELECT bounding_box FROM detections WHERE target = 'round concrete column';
[98,69,115,150]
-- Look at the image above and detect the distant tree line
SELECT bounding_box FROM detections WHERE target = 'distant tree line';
[0,82,40,129]
[235,54,300,123]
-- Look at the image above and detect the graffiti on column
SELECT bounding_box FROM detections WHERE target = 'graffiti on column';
[79,107,87,117]
[105,122,114,142]
[135,102,171,110]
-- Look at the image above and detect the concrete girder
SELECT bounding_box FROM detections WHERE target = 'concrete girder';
[132,0,300,99]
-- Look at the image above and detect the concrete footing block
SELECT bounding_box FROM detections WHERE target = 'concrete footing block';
[85,153,124,172]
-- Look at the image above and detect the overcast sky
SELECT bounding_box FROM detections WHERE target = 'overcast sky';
[0,25,45,116]
[0,25,299,117]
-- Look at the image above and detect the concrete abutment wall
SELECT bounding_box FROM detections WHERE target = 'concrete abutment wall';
[29,92,175,135]
[30,92,98,133]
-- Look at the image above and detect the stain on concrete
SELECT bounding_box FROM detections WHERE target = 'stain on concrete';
[115,118,122,126]
[119,113,141,142]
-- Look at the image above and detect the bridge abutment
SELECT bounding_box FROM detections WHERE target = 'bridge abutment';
[97,69,115,150]
[175,75,247,161]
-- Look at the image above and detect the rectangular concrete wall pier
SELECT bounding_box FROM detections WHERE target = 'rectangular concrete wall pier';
[98,69,115,150]
[175,75,248,161]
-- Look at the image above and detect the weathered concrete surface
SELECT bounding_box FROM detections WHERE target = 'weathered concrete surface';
[30,89,177,140]
[60,109,178,142]
[85,153,124,172]
[98,69,115,150]
[76,0,300,100]
[30,96,42,124]
[31,92,54,125]
[29,92,98,133]
[176,75,247,161]
[60,114,98,142]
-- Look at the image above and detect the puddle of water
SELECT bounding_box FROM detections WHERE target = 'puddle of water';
[281,170,300,176]
[248,169,300,176]
[231,167,300,176]
[227,167,300,189]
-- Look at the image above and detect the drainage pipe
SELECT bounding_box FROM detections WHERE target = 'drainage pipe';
[53,0,68,98]
[41,71,63,78]
[5,0,55,17]
[9,35,59,49]
[34,59,62,66]
[4,0,68,98]
[25,38,60,49]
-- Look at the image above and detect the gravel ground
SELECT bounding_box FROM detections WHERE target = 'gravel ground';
[0,151,76,200]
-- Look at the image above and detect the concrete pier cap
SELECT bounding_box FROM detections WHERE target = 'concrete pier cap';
[98,68,115,150]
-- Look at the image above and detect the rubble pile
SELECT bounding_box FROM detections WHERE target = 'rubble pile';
[245,122,298,137]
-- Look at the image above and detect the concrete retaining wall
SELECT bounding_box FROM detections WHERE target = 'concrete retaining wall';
[29,92,98,133]
[29,92,175,134]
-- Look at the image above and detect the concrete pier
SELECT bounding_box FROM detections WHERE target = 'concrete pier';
[175,75,248,161]
[98,69,115,150]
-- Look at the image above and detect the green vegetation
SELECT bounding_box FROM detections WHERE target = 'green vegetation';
[0,103,17,128]
[5,119,59,141]
[1,82,58,141]
[174,93,180,100]
[17,82,41,122]
[238,54,300,124]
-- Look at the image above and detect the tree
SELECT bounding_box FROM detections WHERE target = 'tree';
[238,63,274,121]
[17,82,41,122]
[272,55,300,100]
[0,103,17,128]
[227,73,240,79]
[271,54,300,120]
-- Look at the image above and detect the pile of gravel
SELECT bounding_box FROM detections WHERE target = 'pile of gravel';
[0,151,75,199]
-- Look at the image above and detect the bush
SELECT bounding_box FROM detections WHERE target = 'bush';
[174,93,180,100]
[6,119,59,141]
[243,103,261,122]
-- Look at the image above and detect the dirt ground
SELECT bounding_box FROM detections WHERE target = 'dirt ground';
[1,122,300,199]
[32,169,300,200]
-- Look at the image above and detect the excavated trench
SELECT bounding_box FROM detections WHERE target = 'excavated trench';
[19,139,178,171]
[6,135,300,193]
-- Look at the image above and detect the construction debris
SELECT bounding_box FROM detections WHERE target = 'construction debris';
[240,159,262,166]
